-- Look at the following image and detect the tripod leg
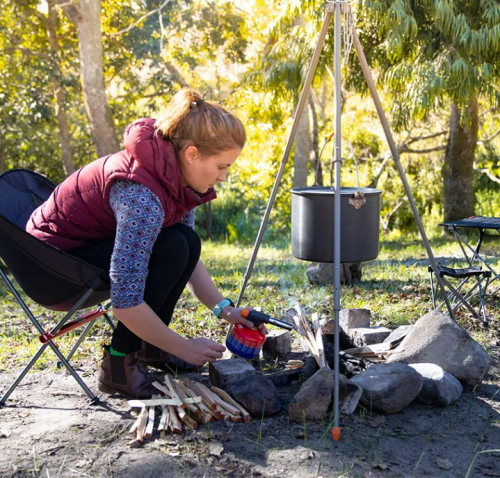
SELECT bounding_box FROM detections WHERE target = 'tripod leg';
[351,28,455,321]
[235,4,335,308]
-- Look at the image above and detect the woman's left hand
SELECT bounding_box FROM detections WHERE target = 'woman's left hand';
[220,307,268,335]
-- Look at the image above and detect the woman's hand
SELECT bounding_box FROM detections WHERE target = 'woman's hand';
[180,337,226,366]
[220,307,268,335]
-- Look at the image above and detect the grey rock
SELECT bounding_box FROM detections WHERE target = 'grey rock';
[340,309,371,332]
[350,363,423,414]
[289,368,333,420]
[349,327,392,346]
[225,374,282,417]
[269,369,301,387]
[262,330,292,360]
[209,358,256,389]
[307,262,363,286]
[383,325,413,346]
[300,355,319,382]
[322,320,356,350]
[387,310,491,385]
[409,363,463,406]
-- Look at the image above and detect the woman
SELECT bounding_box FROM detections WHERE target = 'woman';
[26,88,259,398]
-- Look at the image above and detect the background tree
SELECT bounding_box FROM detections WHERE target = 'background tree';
[360,0,500,221]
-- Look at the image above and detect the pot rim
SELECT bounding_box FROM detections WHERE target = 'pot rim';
[291,186,382,196]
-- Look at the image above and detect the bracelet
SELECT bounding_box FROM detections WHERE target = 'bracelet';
[212,298,234,319]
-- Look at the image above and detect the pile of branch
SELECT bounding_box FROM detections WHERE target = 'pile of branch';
[128,375,250,446]
[292,303,327,369]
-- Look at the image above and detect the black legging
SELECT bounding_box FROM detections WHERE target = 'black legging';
[71,223,201,354]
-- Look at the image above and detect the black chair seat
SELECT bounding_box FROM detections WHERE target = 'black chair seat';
[428,265,492,280]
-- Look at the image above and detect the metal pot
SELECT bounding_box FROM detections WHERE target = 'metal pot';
[291,186,382,263]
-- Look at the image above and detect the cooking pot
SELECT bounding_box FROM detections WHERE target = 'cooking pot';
[291,186,382,263]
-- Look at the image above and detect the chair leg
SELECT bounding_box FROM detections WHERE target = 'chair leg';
[477,278,489,327]
[0,278,100,405]
[430,272,436,309]
[104,311,116,331]
[65,318,97,362]
[1,343,49,405]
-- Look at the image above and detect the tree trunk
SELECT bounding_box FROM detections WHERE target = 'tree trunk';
[309,94,323,186]
[293,95,312,188]
[47,0,76,177]
[59,0,119,157]
[443,96,479,222]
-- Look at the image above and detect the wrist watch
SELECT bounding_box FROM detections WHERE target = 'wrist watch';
[213,298,234,319]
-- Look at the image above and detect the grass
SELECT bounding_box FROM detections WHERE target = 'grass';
[1,235,499,373]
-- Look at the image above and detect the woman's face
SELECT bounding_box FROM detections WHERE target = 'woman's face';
[181,146,241,193]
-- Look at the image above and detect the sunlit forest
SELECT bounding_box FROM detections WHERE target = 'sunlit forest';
[2,0,500,242]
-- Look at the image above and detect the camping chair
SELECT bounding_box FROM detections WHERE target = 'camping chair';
[0,169,114,405]
[428,264,492,326]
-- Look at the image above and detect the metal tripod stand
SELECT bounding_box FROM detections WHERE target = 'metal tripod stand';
[233,0,456,439]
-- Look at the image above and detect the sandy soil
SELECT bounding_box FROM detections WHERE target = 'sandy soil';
[0,349,499,478]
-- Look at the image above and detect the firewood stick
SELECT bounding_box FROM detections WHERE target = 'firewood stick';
[128,398,189,408]
[130,411,144,434]
[172,382,204,422]
[144,401,157,439]
[164,375,187,409]
[294,303,320,361]
[158,406,169,432]
[183,415,198,430]
[184,380,217,411]
[312,313,320,332]
[193,382,241,416]
[136,407,149,442]
[210,387,250,423]
[176,381,213,422]
[152,381,173,397]
[168,406,182,433]
[177,405,187,422]
[316,327,326,369]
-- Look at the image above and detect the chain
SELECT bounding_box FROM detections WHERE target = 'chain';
[341,2,354,66]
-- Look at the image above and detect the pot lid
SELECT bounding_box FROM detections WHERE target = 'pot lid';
[291,186,382,197]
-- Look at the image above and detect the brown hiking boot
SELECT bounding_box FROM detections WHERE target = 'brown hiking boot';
[97,346,163,399]
[136,341,199,374]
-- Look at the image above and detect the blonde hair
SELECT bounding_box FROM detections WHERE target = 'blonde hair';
[155,88,246,156]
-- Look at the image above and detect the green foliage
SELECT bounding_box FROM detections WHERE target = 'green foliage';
[361,0,500,128]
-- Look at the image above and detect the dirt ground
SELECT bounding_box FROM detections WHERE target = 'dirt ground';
[1,346,499,478]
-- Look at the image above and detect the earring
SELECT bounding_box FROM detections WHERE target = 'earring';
[188,160,193,164]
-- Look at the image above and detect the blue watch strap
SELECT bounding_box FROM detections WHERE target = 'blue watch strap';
[213,298,234,318]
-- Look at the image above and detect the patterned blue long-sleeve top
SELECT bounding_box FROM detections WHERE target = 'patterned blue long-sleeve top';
[109,180,195,309]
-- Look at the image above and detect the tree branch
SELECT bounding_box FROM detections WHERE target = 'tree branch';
[478,127,500,144]
[110,0,172,36]
[55,0,82,23]
[404,130,448,146]
[398,145,447,154]
[474,164,500,184]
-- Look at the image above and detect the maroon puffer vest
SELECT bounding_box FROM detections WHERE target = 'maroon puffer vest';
[26,118,216,251]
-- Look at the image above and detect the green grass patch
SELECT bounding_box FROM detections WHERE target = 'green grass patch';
[1,236,499,373]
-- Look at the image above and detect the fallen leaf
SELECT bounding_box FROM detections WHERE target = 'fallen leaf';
[436,457,453,470]
[370,416,387,428]
[208,441,224,457]
[372,462,389,470]
[479,469,500,477]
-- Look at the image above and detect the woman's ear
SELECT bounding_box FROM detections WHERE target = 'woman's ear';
[184,145,199,163]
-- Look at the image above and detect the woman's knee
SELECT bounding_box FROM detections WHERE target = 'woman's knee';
[175,224,201,262]
[151,228,191,268]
